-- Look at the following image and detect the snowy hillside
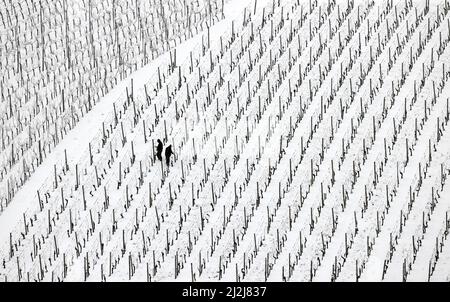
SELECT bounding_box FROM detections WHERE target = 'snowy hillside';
[0,0,449,282]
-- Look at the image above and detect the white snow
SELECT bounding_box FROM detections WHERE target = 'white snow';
[1,0,450,282]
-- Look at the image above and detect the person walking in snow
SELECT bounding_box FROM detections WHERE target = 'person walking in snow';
[156,139,163,161]
[165,145,174,166]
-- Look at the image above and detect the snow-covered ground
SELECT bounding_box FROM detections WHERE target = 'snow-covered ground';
[0,0,449,282]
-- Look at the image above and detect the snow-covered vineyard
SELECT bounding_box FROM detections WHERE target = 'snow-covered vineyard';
[0,0,449,282]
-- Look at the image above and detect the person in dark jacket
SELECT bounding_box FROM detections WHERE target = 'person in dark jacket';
[156,139,163,161]
[165,145,174,166]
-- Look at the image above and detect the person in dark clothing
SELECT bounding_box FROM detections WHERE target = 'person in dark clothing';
[156,139,163,161]
[165,145,174,166]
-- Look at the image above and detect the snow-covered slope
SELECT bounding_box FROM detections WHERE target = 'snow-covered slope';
[0,0,449,282]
